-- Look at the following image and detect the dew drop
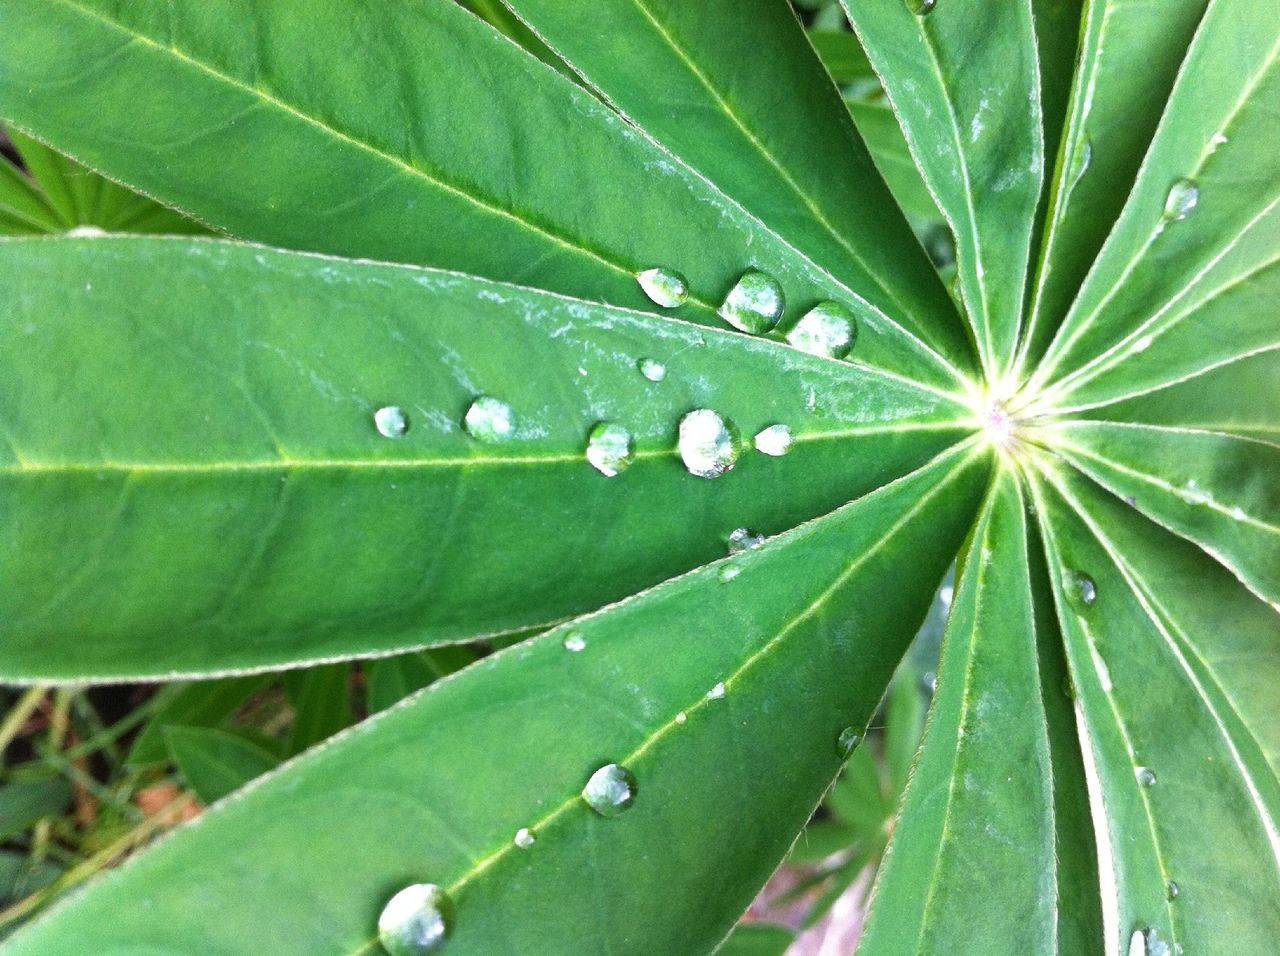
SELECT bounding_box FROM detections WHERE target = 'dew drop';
[1166,880,1180,901]
[727,527,765,554]
[375,406,409,439]
[674,711,688,724]
[636,267,689,308]
[377,883,454,956]
[921,671,938,694]
[753,424,793,457]
[836,727,861,758]
[718,269,785,334]
[585,422,634,477]
[706,681,727,700]
[581,763,636,817]
[638,358,667,382]
[907,0,936,13]
[785,302,857,359]
[1129,927,1175,956]
[1162,179,1199,221]
[1135,765,1157,787]
[1068,571,1097,609]
[678,409,739,479]
[513,827,536,849]
[718,564,742,583]
[563,632,586,653]
[463,396,515,443]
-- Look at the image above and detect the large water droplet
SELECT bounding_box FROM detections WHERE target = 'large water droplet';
[1129,927,1175,956]
[727,527,765,554]
[563,632,586,653]
[1162,179,1199,221]
[753,424,793,457]
[463,396,515,443]
[718,270,785,334]
[678,409,739,479]
[581,763,636,817]
[513,827,536,849]
[375,406,409,438]
[636,267,689,308]
[378,883,454,956]
[907,0,936,13]
[638,358,667,382]
[1068,571,1097,609]
[836,727,861,758]
[785,302,857,359]
[706,682,727,701]
[585,422,634,477]
[1135,766,1157,787]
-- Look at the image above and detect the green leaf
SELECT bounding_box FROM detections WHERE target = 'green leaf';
[128,675,270,765]
[715,922,795,956]
[807,29,874,85]
[0,236,968,681]
[285,665,354,754]
[845,100,940,223]
[0,778,71,841]
[0,447,990,955]
[165,726,281,804]
[841,0,1070,380]
[881,661,925,797]
[1031,460,1280,954]
[365,649,477,715]
[0,0,970,389]
[858,472,1099,953]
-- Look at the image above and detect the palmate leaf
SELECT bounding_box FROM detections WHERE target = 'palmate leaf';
[0,0,1277,954]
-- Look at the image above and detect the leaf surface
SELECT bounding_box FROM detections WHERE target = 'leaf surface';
[165,726,280,804]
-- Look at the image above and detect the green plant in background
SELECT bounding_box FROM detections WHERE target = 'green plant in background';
[0,0,1276,953]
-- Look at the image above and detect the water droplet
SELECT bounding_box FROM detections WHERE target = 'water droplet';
[678,409,739,479]
[378,883,454,956]
[637,267,689,308]
[727,527,764,554]
[1162,179,1199,221]
[836,727,861,758]
[581,763,636,817]
[785,302,857,359]
[753,424,793,457]
[1135,766,1157,787]
[921,671,938,694]
[375,406,409,438]
[907,0,936,13]
[585,422,634,477]
[674,711,688,724]
[463,396,515,443]
[563,632,586,653]
[638,358,667,382]
[1068,571,1097,609]
[1129,927,1175,956]
[718,564,742,583]
[718,269,785,334]
[706,682,726,700]
[1166,880,1179,900]
[1070,138,1093,190]
[513,827,536,849]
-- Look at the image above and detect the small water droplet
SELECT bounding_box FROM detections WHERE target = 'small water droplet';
[1070,138,1093,190]
[581,763,636,817]
[585,422,634,477]
[674,711,688,724]
[718,269,785,334]
[907,0,936,13]
[1129,927,1175,956]
[563,632,586,652]
[753,424,793,457]
[637,267,689,308]
[727,527,765,554]
[1135,766,1157,787]
[785,302,857,359]
[678,409,739,479]
[1166,880,1179,900]
[464,396,515,443]
[638,358,667,382]
[921,671,938,694]
[706,682,726,700]
[718,564,742,583]
[375,406,409,438]
[1162,179,1199,221]
[378,883,454,956]
[1068,571,1097,609]
[836,727,861,758]
[513,827,536,849]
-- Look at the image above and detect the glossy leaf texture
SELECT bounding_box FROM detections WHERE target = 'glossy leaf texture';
[1030,460,1280,954]
[1,447,991,955]
[857,471,1099,954]
[0,0,969,390]
[0,236,968,681]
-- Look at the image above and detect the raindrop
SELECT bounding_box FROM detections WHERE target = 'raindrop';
[585,422,634,477]
[463,396,515,443]
[753,424,793,457]
[638,358,667,382]
[718,269,785,334]
[785,302,857,359]
[706,682,727,700]
[378,883,454,956]
[1068,571,1097,609]
[581,763,637,817]
[907,0,936,13]
[678,409,739,479]
[513,827,536,849]
[1162,179,1199,221]
[1135,766,1157,787]
[636,267,689,308]
[563,632,586,653]
[375,406,409,439]
[1166,880,1180,901]
[836,727,861,758]
[727,527,765,554]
